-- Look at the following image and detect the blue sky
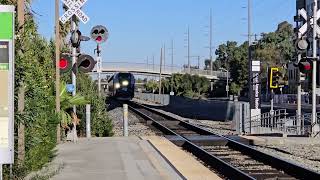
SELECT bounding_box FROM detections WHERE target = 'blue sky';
[31,0,295,67]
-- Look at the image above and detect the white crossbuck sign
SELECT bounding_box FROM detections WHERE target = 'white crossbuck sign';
[298,8,320,36]
[59,0,90,24]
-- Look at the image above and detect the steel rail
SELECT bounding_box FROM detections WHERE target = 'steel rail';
[128,101,320,180]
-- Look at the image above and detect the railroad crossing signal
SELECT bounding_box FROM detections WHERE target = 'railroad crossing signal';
[90,25,109,44]
[77,54,96,73]
[298,60,311,74]
[295,8,320,36]
[70,30,90,48]
[59,54,72,74]
[60,54,96,74]
[59,0,90,24]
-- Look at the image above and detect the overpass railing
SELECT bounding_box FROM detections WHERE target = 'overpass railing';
[100,62,229,78]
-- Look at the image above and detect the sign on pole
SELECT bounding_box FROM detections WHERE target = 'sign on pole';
[59,0,90,24]
[0,5,15,165]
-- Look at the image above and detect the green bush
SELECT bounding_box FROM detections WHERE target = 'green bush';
[76,73,113,137]
[155,73,210,98]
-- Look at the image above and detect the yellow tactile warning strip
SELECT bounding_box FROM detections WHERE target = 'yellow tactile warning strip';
[142,136,222,180]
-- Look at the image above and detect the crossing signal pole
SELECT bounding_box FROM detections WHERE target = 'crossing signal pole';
[71,15,77,113]
[312,0,318,135]
[295,0,320,136]
[90,25,109,96]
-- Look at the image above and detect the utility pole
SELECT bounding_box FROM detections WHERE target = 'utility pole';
[55,0,61,143]
[147,56,149,70]
[152,55,155,72]
[248,0,253,133]
[188,27,190,74]
[209,8,214,91]
[209,8,213,75]
[163,44,166,72]
[171,39,174,93]
[159,48,163,95]
[198,56,200,75]
[312,0,318,135]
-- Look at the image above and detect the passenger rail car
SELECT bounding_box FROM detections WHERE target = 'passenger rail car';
[107,72,135,100]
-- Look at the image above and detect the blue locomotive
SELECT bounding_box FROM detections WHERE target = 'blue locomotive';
[107,72,135,100]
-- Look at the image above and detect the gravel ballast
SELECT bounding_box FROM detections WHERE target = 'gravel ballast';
[253,143,320,173]
[108,106,157,136]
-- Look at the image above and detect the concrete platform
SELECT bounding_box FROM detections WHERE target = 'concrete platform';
[241,135,320,146]
[143,136,222,180]
[50,136,221,180]
[51,137,183,180]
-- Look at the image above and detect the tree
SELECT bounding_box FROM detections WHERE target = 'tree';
[145,80,158,93]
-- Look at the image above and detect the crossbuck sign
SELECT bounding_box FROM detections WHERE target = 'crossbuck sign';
[298,8,320,36]
[59,0,90,24]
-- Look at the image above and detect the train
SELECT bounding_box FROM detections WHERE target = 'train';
[107,72,135,100]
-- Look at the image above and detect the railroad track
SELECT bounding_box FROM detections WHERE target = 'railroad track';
[127,101,320,180]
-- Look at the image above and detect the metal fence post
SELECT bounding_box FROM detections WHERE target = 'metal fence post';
[86,104,91,138]
[123,104,128,137]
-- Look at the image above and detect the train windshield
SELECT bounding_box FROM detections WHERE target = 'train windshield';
[118,73,131,82]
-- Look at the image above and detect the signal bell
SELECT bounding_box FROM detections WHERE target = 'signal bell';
[90,25,109,44]
[295,37,310,53]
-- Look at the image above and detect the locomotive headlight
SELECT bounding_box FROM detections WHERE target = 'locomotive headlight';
[122,80,129,86]
[115,83,120,89]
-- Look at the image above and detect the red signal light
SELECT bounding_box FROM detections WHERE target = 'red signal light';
[304,63,311,71]
[298,61,311,74]
[59,55,72,74]
[59,58,68,69]
[96,36,102,42]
